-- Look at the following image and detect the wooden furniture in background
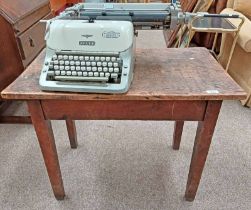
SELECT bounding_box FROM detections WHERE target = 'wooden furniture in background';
[66,0,82,3]
[176,0,214,48]
[164,0,227,48]
[50,0,66,15]
[0,0,51,123]
[50,0,81,15]
[163,0,198,47]
[219,0,251,107]
[193,0,228,49]
[1,48,246,201]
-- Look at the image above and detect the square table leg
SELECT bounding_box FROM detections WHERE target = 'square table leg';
[173,121,185,150]
[66,119,78,149]
[185,101,222,201]
[27,100,65,200]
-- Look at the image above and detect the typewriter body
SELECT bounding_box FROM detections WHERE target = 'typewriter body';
[41,19,135,93]
[39,2,197,93]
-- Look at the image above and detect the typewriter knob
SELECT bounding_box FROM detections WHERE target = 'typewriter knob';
[134,30,138,37]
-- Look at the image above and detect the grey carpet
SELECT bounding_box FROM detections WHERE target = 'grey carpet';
[0,31,251,210]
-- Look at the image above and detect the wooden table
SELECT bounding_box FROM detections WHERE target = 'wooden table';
[1,48,246,201]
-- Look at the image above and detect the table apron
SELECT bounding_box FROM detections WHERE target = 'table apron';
[41,100,207,121]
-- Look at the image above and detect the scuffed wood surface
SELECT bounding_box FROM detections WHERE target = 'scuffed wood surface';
[1,48,246,101]
[0,0,49,24]
[41,100,207,120]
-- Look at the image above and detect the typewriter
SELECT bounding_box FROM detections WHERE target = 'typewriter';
[39,1,185,93]
[39,1,237,94]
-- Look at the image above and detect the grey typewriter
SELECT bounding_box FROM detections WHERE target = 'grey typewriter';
[39,1,237,94]
[39,1,186,93]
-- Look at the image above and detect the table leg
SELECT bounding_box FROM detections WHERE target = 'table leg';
[173,121,184,150]
[66,119,78,149]
[27,100,65,200]
[185,101,222,201]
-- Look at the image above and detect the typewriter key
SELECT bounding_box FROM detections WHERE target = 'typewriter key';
[111,73,118,79]
[52,55,57,60]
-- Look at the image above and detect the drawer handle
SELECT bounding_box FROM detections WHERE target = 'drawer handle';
[29,36,35,47]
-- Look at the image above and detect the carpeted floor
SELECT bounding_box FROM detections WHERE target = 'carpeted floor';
[0,31,251,210]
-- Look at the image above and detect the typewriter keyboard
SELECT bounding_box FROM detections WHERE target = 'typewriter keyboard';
[45,54,123,83]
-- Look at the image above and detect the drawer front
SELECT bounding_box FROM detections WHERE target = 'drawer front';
[17,13,52,67]
[14,3,51,33]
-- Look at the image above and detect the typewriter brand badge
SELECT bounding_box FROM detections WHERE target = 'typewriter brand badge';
[79,41,95,46]
[81,34,93,39]
[102,31,120,39]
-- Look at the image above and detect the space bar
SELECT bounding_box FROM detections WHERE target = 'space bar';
[55,76,108,82]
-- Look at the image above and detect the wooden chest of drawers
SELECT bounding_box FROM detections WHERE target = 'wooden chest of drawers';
[0,0,51,93]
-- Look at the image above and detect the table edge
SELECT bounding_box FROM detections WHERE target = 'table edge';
[1,91,247,101]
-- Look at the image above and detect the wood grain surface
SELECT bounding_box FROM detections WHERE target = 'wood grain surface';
[185,100,222,201]
[27,100,65,200]
[0,16,23,93]
[1,48,246,101]
[41,100,207,121]
[0,0,49,25]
